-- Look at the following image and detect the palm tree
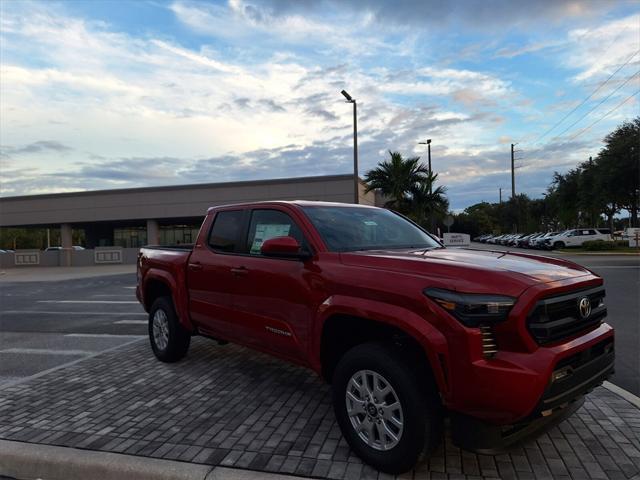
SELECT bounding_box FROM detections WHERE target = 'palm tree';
[410,173,449,227]
[364,151,429,213]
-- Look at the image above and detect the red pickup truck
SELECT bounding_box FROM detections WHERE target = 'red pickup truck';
[136,201,614,473]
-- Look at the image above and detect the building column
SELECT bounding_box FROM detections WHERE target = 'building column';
[146,219,160,246]
[61,223,73,266]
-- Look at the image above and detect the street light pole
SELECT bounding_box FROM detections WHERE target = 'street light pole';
[341,90,359,204]
[418,139,432,193]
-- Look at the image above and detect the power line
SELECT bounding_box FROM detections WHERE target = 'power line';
[567,90,639,142]
[551,70,640,140]
[529,49,639,145]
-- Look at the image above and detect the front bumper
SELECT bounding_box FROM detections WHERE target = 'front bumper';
[451,334,614,452]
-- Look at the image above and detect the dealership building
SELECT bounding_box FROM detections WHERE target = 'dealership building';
[0,174,380,267]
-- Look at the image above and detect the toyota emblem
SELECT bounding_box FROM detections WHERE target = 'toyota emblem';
[578,297,591,319]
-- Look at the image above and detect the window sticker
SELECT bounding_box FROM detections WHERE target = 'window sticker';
[250,223,291,254]
[363,220,378,226]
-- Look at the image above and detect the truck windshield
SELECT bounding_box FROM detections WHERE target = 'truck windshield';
[301,205,441,252]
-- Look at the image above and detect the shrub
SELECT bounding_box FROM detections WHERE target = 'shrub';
[582,240,615,251]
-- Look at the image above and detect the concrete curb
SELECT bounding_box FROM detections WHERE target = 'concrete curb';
[0,440,306,480]
[603,381,640,408]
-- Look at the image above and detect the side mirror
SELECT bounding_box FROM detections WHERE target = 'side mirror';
[260,236,311,259]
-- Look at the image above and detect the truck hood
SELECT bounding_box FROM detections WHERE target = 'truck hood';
[340,247,594,295]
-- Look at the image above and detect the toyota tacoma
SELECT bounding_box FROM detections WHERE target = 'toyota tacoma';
[136,201,614,473]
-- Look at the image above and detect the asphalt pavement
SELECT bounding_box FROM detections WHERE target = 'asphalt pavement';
[0,273,144,387]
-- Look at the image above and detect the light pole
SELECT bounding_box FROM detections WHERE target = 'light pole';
[341,90,359,204]
[418,139,432,194]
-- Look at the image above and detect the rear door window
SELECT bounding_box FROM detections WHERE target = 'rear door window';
[208,210,244,253]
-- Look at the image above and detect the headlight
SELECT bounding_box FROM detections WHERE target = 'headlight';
[424,288,516,327]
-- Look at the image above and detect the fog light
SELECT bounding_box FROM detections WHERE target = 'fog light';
[552,367,573,382]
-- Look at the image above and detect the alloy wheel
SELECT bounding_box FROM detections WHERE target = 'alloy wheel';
[345,369,404,451]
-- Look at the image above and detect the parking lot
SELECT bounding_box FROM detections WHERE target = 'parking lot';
[0,271,144,387]
[0,256,639,480]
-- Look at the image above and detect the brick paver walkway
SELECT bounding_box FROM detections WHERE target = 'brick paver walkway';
[0,338,638,479]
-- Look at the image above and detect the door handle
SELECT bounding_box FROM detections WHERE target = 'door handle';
[231,266,248,276]
[188,262,203,271]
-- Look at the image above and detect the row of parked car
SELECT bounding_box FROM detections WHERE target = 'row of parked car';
[474,228,613,250]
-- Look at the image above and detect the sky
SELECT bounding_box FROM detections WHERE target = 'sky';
[1,0,639,210]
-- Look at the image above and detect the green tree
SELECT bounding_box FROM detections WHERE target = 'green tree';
[409,172,449,227]
[364,151,429,213]
[550,169,580,227]
[596,117,639,226]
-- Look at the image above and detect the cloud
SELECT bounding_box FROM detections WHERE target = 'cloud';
[214,0,616,31]
[494,39,564,59]
[305,107,338,122]
[1,0,636,211]
[566,14,640,82]
[1,140,73,157]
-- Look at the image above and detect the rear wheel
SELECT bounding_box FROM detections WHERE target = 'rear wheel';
[332,342,442,474]
[148,296,190,362]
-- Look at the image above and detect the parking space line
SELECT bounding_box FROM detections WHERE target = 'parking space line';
[65,334,146,338]
[1,310,147,316]
[113,320,147,325]
[0,348,95,355]
[91,294,137,297]
[38,300,139,304]
[0,337,145,389]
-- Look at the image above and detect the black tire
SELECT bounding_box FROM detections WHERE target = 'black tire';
[148,296,190,363]
[553,241,565,249]
[332,342,442,474]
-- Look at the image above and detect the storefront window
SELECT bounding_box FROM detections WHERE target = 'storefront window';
[159,225,200,245]
[113,227,147,248]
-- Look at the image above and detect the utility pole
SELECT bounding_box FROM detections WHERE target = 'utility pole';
[511,143,516,199]
[499,188,502,204]
[341,90,359,204]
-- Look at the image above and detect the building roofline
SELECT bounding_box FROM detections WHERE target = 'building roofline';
[0,174,358,202]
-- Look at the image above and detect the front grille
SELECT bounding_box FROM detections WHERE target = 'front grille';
[527,286,606,345]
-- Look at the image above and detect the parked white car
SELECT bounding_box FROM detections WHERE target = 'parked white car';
[544,228,612,249]
[530,232,558,248]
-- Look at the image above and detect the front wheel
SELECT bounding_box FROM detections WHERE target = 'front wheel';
[148,296,191,362]
[553,241,565,249]
[332,342,442,474]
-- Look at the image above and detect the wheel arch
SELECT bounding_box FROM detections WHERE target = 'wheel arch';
[312,296,450,397]
[142,269,194,331]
